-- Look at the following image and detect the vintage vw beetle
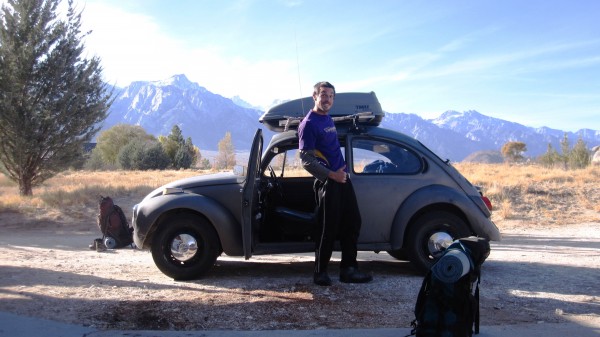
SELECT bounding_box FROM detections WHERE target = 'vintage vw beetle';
[131,92,500,280]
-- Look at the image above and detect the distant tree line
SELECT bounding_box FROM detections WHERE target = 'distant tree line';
[501,133,593,169]
[538,133,591,169]
[85,124,235,171]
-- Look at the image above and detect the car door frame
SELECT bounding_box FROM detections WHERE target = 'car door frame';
[241,129,263,259]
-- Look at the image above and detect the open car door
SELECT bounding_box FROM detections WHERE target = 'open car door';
[241,129,263,259]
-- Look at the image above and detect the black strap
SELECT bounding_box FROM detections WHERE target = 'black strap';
[414,271,431,319]
[405,271,431,337]
[474,273,481,334]
[105,207,118,237]
[405,319,418,337]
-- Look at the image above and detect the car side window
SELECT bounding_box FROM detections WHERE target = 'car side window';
[267,147,346,178]
[352,138,422,175]
[267,149,310,178]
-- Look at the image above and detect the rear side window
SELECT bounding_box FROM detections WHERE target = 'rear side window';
[352,138,422,175]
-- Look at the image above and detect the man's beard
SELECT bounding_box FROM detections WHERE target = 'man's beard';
[318,103,331,112]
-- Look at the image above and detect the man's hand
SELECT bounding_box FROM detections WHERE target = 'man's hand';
[328,166,347,183]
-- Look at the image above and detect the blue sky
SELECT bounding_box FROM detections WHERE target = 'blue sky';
[70,1,600,131]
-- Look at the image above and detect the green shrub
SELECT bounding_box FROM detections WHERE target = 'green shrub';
[118,140,170,170]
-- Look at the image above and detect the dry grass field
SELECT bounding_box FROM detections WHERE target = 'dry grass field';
[454,163,600,227]
[0,163,599,230]
[0,170,203,229]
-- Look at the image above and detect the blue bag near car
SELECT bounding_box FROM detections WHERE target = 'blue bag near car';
[408,236,490,337]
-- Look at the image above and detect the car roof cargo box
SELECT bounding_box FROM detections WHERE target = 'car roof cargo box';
[259,92,384,132]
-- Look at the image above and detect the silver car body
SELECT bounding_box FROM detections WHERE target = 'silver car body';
[131,92,500,280]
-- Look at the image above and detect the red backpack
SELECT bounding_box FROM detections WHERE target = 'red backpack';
[97,196,133,248]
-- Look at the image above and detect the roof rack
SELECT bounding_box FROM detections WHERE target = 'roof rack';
[278,111,375,131]
[260,92,384,132]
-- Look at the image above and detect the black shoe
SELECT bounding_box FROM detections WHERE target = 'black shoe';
[340,267,373,283]
[314,272,332,286]
[89,238,102,250]
[95,241,107,252]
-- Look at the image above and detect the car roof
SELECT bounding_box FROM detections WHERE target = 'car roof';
[259,92,385,132]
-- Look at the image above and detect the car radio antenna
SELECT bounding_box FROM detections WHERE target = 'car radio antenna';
[295,32,305,116]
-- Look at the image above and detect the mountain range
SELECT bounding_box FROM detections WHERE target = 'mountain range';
[102,74,600,162]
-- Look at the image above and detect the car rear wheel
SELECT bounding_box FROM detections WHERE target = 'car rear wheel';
[406,211,471,274]
[151,214,221,280]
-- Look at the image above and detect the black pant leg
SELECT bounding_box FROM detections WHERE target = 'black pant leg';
[339,180,361,269]
[314,179,341,273]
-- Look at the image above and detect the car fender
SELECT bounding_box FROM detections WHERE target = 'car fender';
[134,193,243,256]
[389,184,500,249]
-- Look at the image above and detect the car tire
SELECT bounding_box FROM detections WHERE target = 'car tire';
[151,214,221,280]
[406,211,471,274]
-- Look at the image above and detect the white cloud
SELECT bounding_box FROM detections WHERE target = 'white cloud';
[79,2,302,107]
[80,2,184,83]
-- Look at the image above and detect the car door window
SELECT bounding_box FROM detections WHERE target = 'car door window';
[352,138,422,175]
[267,149,309,177]
[267,148,346,178]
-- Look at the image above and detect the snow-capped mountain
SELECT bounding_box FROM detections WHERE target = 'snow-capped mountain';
[427,110,599,160]
[102,75,600,162]
[380,113,484,161]
[104,74,271,151]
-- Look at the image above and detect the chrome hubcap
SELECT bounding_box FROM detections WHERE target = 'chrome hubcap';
[170,234,198,261]
[427,232,453,258]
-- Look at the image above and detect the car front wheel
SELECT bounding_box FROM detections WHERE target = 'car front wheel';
[151,214,221,280]
[406,211,471,274]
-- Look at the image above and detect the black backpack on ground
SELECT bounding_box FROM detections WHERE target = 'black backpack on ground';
[407,236,490,337]
[96,196,133,249]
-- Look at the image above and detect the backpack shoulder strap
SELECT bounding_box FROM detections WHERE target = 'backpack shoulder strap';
[113,205,129,228]
[474,267,481,334]
[407,271,432,336]
[414,270,431,315]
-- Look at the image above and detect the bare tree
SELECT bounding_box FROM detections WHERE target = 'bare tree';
[501,141,527,163]
[214,132,236,170]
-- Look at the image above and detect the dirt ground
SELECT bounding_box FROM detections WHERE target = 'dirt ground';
[0,210,599,332]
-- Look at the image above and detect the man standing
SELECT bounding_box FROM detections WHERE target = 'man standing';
[298,81,373,286]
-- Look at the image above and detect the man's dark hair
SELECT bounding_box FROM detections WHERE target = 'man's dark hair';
[313,81,336,96]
